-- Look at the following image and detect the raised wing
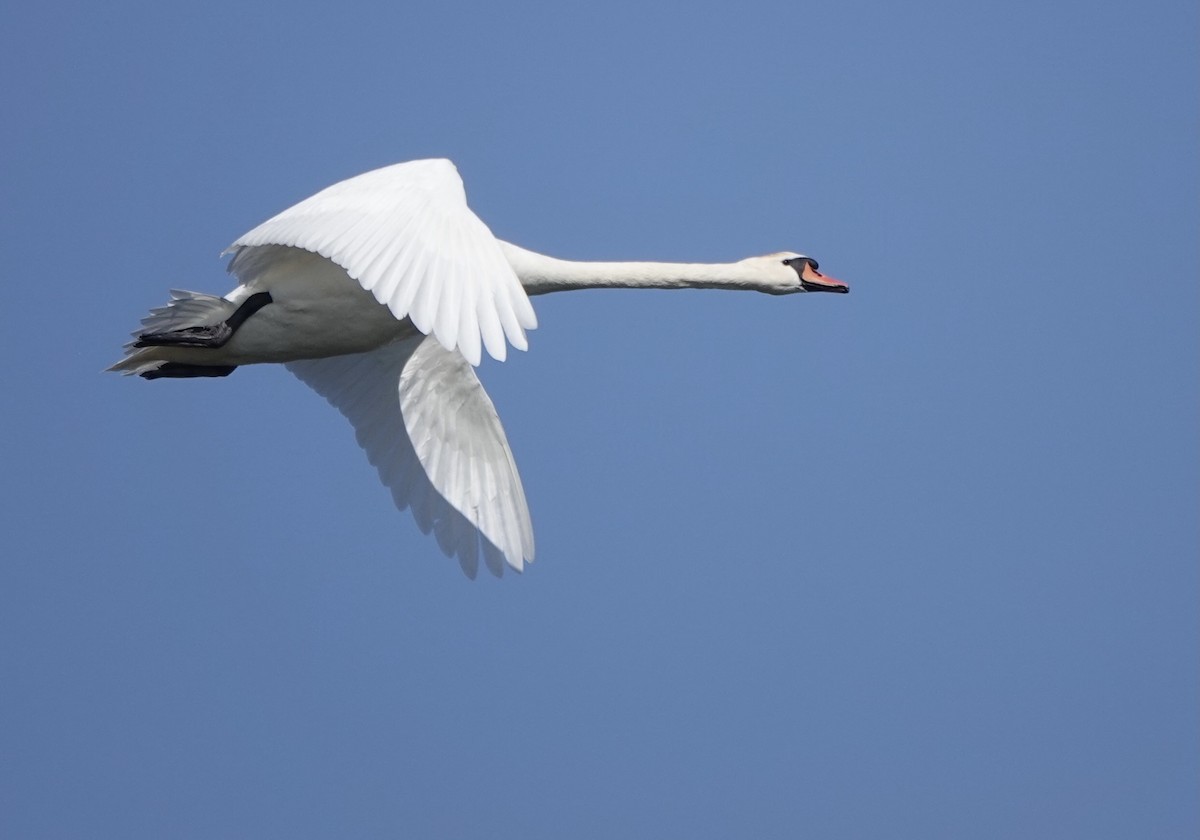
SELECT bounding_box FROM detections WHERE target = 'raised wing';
[228,159,537,366]
[287,336,535,577]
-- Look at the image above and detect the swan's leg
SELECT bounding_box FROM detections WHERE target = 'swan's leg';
[135,292,274,349]
[141,363,238,380]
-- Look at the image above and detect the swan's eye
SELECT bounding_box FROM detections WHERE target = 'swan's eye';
[783,256,819,271]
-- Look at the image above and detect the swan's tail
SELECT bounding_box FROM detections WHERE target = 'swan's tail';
[107,290,237,376]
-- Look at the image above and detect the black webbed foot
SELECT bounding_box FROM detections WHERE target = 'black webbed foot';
[133,291,274,349]
[142,363,238,380]
[135,322,233,349]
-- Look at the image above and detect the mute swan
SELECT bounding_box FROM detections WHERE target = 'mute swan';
[111,159,848,578]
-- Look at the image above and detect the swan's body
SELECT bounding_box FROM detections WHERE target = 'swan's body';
[111,159,848,577]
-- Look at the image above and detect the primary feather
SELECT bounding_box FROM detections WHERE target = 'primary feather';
[288,337,533,578]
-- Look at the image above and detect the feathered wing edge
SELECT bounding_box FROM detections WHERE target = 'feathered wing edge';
[287,336,535,578]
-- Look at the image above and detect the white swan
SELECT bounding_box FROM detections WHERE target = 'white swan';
[111,159,848,578]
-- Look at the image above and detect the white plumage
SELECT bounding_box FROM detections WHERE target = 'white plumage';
[229,160,535,366]
[111,158,847,577]
[289,336,533,577]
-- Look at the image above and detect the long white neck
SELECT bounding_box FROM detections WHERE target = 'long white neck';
[498,241,783,297]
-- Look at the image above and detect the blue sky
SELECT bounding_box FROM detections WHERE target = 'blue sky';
[2,0,1196,837]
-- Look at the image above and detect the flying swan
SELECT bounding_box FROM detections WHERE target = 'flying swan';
[111,159,848,578]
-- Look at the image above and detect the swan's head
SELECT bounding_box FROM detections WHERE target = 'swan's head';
[776,253,849,294]
[742,253,849,295]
